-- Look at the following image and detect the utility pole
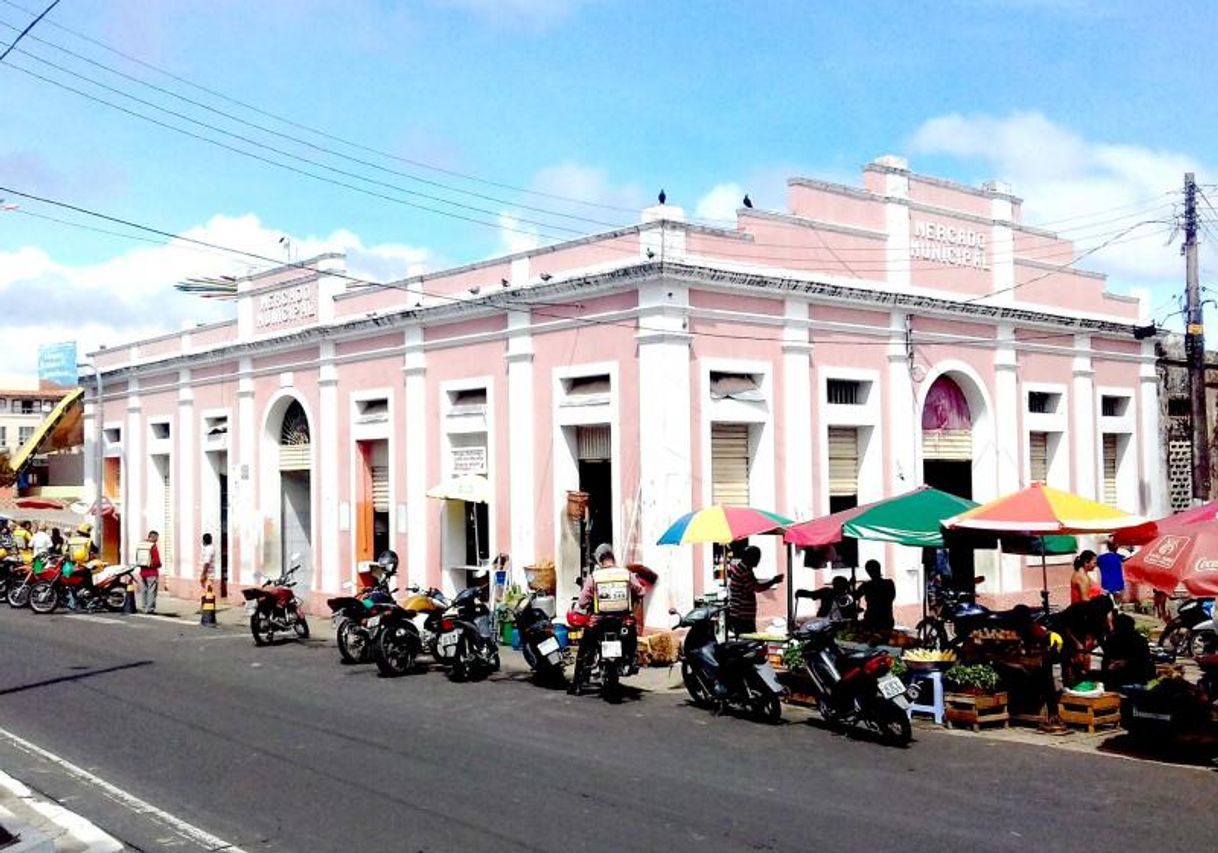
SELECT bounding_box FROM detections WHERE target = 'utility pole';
[1185,172,1211,501]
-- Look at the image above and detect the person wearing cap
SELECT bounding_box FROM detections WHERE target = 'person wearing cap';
[571,544,647,688]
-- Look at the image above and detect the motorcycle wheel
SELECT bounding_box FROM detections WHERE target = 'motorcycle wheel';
[250,612,274,646]
[915,618,946,651]
[681,660,715,709]
[293,614,310,640]
[375,629,417,677]
[336,621,367,664]
[449,638,470,682]
[104,587,127,612]
[8,584,29,608]
[747,673,782,725]
[874,702,912,747]
[29,582,58,614]
[1160,620,1187,655]
[602,663,621,704]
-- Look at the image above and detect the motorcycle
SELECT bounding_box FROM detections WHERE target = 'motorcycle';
[434,585,500,682]
[675,600,784,723]
[7,555,64,609]
[567,610,637,701]
[29,562,133,614]
[328,557,399,664]
[242,555,310,645]
[787,619,914,745]
[372,585,451,677]
[914,579,1044,650]
[0,554,22,599]
[1159,598,1216,656]
[515,592,566,683]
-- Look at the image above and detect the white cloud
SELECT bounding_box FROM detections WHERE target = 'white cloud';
[497,211,540,255]
[0,213,433,378]
[908,111,1206,307]
[694,182,745,223]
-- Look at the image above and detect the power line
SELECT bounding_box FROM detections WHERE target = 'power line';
[0,0,55,62]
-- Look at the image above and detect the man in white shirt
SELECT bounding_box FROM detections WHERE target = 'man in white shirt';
[30,523,52,556]
[199,532,216,589]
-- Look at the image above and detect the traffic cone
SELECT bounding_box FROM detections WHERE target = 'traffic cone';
[122,578,138,614]
[200,582,217,626]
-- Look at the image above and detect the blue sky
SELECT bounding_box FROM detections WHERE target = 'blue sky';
[1,0,1215,376]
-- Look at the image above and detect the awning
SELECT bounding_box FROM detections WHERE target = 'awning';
[426,474,491,504]
[10,388,85,472]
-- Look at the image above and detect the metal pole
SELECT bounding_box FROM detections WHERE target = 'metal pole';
[1184,172,1210,501]
[786,542,794,637]
[79,361,104,559]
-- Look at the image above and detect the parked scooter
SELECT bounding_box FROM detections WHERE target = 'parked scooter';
[914,578,1044,650]
[567,610,637,701]
[6,556,64,609]
[242,555,310,645]
[787,619,914,745]
[0,554,22,599]
[1159,598,1216,656]
[29,562,133,614]
[675,600,784,723]
[434,585,500,682]
[371,584,452,677]
[328,552,399,664]
[515,592,565,683]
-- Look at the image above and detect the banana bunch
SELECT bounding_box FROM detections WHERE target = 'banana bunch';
[904,648,957,663]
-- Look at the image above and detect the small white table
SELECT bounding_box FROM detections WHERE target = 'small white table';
[907,669,945,725]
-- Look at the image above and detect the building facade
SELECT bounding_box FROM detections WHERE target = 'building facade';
[1156,334,1218,511]
[86,156,1161,622]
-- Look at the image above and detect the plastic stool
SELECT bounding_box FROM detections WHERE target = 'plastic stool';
[908,670,945,725]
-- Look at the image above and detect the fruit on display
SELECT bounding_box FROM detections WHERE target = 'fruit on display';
[903,649,957,663]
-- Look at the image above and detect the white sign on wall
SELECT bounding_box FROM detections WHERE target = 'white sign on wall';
[451,446,487,474]
[256,284,317,329]
[909,220,988,270]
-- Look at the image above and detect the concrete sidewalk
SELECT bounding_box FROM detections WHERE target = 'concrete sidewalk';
[0,771,121,853]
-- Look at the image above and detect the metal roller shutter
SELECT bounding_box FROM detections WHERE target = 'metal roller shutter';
[279,444,311,471]
[1029,431,1048,484]
[1102,434,1118,505]
[827,427,859,497]
[577,425,611,461]
[711,423,750,507]
[922,429,972,460]
[371,466,390,513]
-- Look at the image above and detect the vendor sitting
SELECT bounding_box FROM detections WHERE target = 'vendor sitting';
[1100,613,1154,688]
[796,576,856,623]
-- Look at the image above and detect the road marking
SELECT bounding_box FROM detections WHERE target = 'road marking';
[71,616,132,626]
[0,726,248,852]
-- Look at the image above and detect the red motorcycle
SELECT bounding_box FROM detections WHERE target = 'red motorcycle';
[6,556,65,609]
[29,562,133,614]
[242,556,310,645]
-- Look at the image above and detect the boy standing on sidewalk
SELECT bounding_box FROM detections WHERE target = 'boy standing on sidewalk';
[139,530,162,614]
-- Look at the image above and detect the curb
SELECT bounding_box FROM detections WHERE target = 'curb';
[0,770,122,853]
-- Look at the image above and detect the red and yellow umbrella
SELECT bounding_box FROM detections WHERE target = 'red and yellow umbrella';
[657,506,791,545]
[945,483,1143,534]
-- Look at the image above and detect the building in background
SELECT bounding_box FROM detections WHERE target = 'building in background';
[85,156,1160,622]
[1156,333,1218,511]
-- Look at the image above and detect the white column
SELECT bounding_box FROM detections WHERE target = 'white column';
[177,368,195,580]
[403,325,428,588]
[887,311,917,494]
[990,190,1016,304]
[237,357,256,584]
[882,163,911,290]
[82,387,99,545]
[507,310,535,568]
[319,342,340,594]
[782,298,813,522]
[1072,334,1097,498]
[636,279,692,623]
[1138,341,1164,517]
[993,325,1022,592]
[124,378,142,564]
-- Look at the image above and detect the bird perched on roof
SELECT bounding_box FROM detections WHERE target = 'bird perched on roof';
[645,248,655,259]
[658,188,667,205]
[468,285,481,295]
[742,194,753,208]
[539,272,552,281]
[501,277,510,287]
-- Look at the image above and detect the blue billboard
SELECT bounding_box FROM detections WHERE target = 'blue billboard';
[37,341,78,389]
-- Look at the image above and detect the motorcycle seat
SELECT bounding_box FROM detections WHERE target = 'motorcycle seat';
[717,639,764,660]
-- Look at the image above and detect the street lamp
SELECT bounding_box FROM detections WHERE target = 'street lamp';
[77,361,104,558]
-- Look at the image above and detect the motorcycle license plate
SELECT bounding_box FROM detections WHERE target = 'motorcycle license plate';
[877,675,905,700]
[600,640,622,659]
[439,632,459,650]
[366,615,381,629]
[244,600,256,615]
[538,636,560,656]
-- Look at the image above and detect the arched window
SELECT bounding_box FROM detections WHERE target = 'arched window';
[280,400,310,446]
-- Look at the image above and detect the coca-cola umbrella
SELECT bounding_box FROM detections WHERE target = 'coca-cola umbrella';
[1121,503,1218,595]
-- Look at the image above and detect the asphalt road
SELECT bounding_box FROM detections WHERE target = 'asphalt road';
[0,608,1215,853]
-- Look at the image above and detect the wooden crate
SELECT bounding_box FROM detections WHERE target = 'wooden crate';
[1059,692,1121,733]
[945,692,1009,731]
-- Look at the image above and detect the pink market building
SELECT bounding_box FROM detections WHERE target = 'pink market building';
[85,155,1161,624]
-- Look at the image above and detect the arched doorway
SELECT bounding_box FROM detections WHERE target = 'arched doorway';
[263,397,313,584]
[922,374,976,591]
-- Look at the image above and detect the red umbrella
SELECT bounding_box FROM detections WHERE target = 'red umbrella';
[1123,503,1218,594]
[1115,501,1218,548]
[14,497,66,511]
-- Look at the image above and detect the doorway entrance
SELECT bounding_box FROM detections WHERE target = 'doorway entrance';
[355,440,390,563]
[922,375,975,591]
[577,425,613,558]
[276,399,312,584]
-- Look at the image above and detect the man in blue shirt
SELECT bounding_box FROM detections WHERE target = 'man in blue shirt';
[1097,539,1125,600]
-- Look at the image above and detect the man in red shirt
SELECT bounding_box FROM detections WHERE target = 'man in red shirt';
[140,530,162,614]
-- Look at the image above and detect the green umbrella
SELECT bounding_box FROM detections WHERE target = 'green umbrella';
[785,486,975,549]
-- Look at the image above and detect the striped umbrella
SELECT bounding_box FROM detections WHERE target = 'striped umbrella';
[657,506,792,546]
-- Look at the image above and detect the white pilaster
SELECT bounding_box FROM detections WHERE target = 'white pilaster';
[319,342,340,594]
[237,357,256,584]
[782,299,813,522]
[636,279,692,623]
[993,325,1022,592]
[1072,334,1097,498]
[507,311,536,568]
[82,388,99,547]
[124,378,142,564]
[177,368,195,579]
[991,193,1015,303]
[887,311,917,494]
[403,325,428,588]
[882,165,910,290]
[1138,341,1164,517]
